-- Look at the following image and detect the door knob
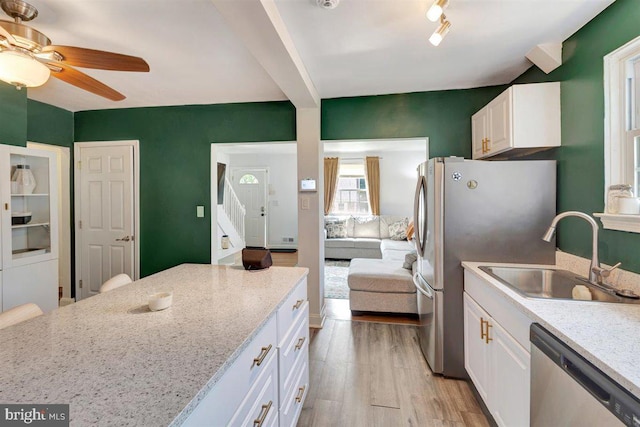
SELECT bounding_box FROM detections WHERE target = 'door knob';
[116,236,131,242]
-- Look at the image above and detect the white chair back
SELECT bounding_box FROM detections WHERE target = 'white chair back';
[99,273,133,293]
[0,303,44,330]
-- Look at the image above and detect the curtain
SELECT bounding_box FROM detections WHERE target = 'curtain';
[324,157,340,215]
[365,156,380,215]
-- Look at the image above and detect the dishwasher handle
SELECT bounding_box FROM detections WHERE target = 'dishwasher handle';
[561,356,611,404]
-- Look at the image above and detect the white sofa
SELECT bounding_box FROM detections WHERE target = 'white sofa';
[324,215,410,259]
[324,215,418,315]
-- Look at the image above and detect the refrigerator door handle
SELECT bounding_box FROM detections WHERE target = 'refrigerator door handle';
[413,273,434,299]
[413,175,427,257]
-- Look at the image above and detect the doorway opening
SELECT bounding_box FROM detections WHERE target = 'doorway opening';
[211,142,298,266]
[322,137,428,301]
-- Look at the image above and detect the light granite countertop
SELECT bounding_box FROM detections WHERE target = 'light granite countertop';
[0,264,308,426]
[463,261,640,399]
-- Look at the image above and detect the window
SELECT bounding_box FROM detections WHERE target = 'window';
[331,162,370,215]
[238,174,259,185]
[601,35,640,232]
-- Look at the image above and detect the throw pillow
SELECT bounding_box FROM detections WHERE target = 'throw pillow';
[353,216,380,238]
[403,250,418,270]
[389,219,409,240]
[326,220,347,238]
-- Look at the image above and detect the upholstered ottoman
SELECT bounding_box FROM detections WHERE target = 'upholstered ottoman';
[347,258,418,315]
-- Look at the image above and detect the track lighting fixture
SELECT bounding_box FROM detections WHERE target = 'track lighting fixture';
[429,14,451,46]
[426,0,449,22]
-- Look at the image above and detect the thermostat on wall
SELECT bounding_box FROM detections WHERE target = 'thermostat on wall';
[300,178,317,192]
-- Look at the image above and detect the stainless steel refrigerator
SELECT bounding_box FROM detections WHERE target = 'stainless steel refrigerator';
[412,157,556,379]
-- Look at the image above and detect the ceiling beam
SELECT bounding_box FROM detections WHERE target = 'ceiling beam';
[211,0,319,108]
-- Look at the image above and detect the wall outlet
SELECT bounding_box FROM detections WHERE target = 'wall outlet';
[196,205,205,217]
[282,237,294,242]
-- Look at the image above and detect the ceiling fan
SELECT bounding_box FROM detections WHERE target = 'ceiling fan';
[0,0,149,100]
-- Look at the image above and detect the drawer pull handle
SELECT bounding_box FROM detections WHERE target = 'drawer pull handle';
[485,322,493,344]
[292,299,304,310]
[252,344,272,368]
[295,337,306,351]
[253,400,272,427]
[295,386,306,403]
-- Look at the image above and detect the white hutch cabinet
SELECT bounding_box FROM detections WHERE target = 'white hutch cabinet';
[0,144,58,312]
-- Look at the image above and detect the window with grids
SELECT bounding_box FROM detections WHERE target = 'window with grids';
[628,56,640,194]
[330,162,370,215]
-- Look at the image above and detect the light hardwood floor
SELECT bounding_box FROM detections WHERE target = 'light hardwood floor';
[298,319,490,427]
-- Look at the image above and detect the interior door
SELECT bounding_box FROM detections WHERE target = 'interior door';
[78,145,134,299]
[233,168,267,247]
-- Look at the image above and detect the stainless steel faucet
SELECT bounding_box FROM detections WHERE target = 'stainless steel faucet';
[542,211,601,284]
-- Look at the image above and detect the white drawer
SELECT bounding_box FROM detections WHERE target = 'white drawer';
[278,303,309,400]
[182,315,278,426]
[277,278,307,345]
[229,349,279,427]
[279,355,308,427]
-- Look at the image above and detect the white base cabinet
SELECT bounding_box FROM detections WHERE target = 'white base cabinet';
[471,82,560,159]
[182,277,308,427]
[2,259,58,312]
[463,270,532,427]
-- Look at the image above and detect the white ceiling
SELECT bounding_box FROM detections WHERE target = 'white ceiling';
[19,0,614,112]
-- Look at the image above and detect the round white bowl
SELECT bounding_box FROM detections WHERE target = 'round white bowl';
[148,292,173,311]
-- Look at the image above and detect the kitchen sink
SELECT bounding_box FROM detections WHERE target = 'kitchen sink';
[478,266,640,304]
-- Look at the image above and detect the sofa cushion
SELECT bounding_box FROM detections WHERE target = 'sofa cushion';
[353,216,380,238]
[380,215,409,239]
[380,239,414,252]
[348,259,415,293]
[326,220,348,238]
[388,218,409,240]
[382,250,410,262]
[325,238,356,248]
[353,238,382,249]
[345,216,356,237]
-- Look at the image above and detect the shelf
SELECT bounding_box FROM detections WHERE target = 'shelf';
[10,193,49,197]
[12,248,48,259]
[594,213,640,233]
[11,222,50,229]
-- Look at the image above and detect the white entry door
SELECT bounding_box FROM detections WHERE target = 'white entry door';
[77,144,135,299]
[233,168,267,247]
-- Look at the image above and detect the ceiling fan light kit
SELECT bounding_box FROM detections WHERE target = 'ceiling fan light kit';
[0,0,149,100]
[0,49,49,88]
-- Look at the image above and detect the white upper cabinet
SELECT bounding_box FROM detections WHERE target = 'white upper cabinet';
[0,145,58,269]
[471,82,560,159]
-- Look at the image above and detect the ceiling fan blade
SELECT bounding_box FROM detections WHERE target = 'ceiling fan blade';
[47,62,125,101]
[42,45,149,72]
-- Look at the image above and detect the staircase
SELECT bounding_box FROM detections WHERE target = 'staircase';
[217,177,246,262]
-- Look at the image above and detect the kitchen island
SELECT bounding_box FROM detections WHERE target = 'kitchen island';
[0,264,309,426]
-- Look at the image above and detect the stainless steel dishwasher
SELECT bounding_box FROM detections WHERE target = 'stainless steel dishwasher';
[530,323,640,426]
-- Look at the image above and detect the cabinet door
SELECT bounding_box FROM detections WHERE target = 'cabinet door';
[487,90,512,156]
[490,319,530,427]
[463,293,491,404]
[0,145,58,269]
[471,108,488,159]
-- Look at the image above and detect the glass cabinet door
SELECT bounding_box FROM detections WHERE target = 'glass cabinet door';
[1,146,57,268]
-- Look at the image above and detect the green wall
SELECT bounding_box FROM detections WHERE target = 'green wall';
[74,102,296,276]
[321,86,506,158]
[0,81,27,146]
[512,0,640,273]
[27,99,74,147]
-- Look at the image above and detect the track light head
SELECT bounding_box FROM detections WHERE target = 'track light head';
[426,0,449,22]
[429,17,451,46]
